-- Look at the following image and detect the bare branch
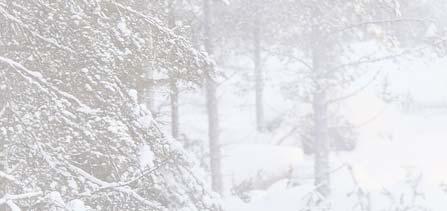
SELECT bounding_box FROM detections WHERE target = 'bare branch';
[326,69,381,105]
[331,52,406,72]
[275,126,299,146]
[262,47,313,71]
[331,18,435,34]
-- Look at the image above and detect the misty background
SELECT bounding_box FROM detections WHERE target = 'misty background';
[1,0,447,210]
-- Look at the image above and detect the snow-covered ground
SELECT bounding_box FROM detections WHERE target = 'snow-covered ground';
[177,53,447,210]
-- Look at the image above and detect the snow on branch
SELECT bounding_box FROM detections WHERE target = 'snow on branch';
[0,170,22,187]
[25,141,168,210]
[63,159,165,210]
[110,1,212,67]
[0,3,76,54]
[0,191,43,206]
[0,56,97,114]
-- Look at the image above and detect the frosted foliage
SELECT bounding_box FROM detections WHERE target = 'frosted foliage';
[0,0,219,210]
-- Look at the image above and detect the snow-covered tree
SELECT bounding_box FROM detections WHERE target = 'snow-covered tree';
[0,1,221,210]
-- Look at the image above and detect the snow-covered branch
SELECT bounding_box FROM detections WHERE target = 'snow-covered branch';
[0,192,43,206]
[0,170,22,187]
[0,3,76,53]
[111,1,211,67]
[64,160,164,209]
[0,56,97,114]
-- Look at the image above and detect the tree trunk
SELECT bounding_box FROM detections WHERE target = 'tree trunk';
[203,0,223,194]
[206,76,222,194]
[313,91,330,198]
[253,18,264,132]
[312,41,331,199]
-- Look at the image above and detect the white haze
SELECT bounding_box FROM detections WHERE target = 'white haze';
[1,0,447,211]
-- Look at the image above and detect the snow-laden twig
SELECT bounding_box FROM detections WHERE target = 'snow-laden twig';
[63,160,165,209]
[110,1,211,67]
[0,56,97,114]
[6,200,21,211]
[78,158,171,196]
[28,144,147,205]
[0,192,43,206]
[0,170,22,187]
[0,3,76,54]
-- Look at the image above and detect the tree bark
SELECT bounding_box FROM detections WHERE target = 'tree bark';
[203,0,223,194]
